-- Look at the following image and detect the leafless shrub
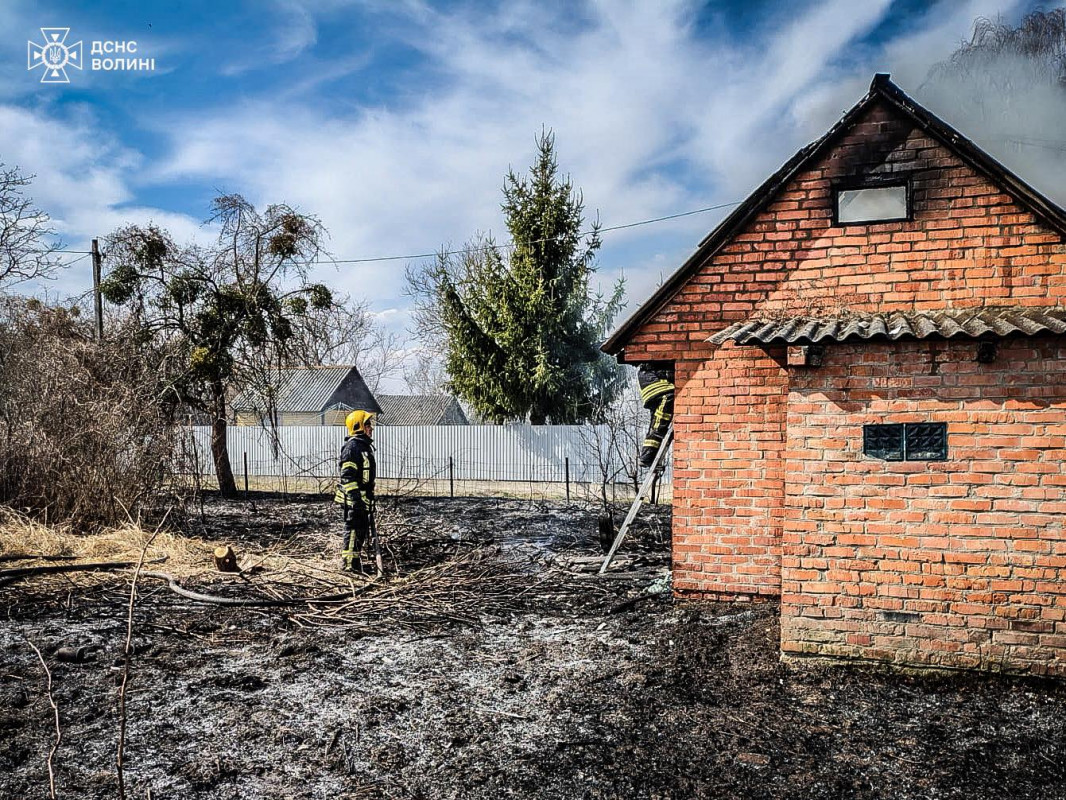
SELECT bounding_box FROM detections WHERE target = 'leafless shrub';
[578,365,643,515]
[0,297,181,529]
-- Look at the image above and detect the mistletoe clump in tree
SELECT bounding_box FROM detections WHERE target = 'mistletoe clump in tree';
[410,131,625,424]
[101,194,332,496]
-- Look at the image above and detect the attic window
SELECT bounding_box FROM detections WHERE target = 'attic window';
[835,184,909,224]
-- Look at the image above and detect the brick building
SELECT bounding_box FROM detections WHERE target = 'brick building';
[603,75,1066,676]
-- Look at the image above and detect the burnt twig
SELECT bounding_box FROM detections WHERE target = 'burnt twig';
[25,639,60,800]
[116,509,170,800]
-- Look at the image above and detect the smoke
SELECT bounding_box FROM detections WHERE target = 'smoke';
[916,10,1066,207]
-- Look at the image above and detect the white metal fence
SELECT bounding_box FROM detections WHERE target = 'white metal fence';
[186,424,667,489]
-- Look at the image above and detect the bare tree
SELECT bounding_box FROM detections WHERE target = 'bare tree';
[0,165,61,289]
[578,364,643,542]
[101,195,331,496]
[402,347,449,396]
[922,9,1066,205]
[357,325,406,394]
[287,293,406,394]
[931,10,1066,86]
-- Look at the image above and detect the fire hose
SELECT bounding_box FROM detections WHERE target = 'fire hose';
[0,560,368,606]
[138,571,359,607]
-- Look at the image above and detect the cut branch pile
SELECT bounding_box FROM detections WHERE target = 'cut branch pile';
[287,546,533,631]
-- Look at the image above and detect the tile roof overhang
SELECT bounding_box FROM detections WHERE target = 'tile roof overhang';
[709,306,1066,347]
[602,74,1066,358]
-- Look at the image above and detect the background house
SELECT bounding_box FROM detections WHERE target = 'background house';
[375,394,469,426]
[232,365,380,426]
[605,75,1066,676]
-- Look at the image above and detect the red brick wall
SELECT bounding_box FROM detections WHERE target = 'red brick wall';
[781,338,1066,676]
[620,98,1066,604]
[669,348,788,598]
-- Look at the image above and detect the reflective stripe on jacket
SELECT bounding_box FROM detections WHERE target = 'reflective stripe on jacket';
[334,433,376,510]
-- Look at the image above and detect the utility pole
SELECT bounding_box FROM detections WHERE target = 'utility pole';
[91,238,103,340]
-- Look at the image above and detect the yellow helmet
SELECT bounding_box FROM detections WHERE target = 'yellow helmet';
[345,409,376,436]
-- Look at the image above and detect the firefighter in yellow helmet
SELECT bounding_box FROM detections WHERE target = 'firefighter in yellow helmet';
[333,409,377,572]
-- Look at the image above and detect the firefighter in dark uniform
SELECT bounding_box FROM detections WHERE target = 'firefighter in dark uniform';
[637,363,675,468]
[333,409,377,572]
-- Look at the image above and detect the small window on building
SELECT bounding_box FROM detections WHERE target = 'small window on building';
[863,422,947,461]
[835,185,909,224]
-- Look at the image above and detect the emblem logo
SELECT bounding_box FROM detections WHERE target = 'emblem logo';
[28,28,83,84]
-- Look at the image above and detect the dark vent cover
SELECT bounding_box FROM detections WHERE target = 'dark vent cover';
[904,423,948,461]
[864,424,904,460]
[864,423,947,461]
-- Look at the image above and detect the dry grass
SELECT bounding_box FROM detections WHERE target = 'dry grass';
[0,507,213,589]
[2,508,376,596]
[0,508,350,592]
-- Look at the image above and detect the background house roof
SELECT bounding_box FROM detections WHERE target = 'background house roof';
[710,306,1066,346]
[232,366,379,414]
[376,394,469,426]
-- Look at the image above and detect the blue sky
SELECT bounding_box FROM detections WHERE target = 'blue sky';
[1,0,1048,386]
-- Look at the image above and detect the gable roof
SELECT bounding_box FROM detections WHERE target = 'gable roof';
[603,74,1066,357]
[232,365,379,414]
[376,394,469,426]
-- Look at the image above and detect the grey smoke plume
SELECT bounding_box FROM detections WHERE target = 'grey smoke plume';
[916,9,1066,207]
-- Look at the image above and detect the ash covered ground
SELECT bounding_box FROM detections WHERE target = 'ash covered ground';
[2,496,1065,799]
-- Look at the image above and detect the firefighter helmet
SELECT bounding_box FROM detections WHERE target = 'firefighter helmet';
[345,409,376,436]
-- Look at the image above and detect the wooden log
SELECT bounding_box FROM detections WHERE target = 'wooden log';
[213,545,239,573]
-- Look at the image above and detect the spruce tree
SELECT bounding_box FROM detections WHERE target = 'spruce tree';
[410,131,624,424]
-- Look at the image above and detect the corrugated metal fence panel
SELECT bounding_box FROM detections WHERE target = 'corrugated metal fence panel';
[185,425,666,484]
[377,425,616,482]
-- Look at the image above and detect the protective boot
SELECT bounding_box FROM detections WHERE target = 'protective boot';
[342,526,360,572]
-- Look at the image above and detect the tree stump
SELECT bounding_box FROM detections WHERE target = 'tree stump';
[213,545,239,573]
[597,514,615,553]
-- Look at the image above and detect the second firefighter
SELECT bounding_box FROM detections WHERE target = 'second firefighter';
[334,409,377,572]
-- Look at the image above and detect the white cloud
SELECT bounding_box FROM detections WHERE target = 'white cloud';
[219,0,319,76]
[0,103,204,297]
[0,0,1038,334]
[152,0,998,312]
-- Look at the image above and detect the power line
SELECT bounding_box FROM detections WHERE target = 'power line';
[313,200,743,266]
[14,200,745,268]
[995,135,1066,153]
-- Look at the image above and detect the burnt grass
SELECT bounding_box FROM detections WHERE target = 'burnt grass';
[2,495,1065,799]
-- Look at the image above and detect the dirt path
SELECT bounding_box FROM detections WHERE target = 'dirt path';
[2,497,1064,799]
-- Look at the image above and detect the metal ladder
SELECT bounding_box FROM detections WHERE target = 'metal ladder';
[599,426,672,574]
